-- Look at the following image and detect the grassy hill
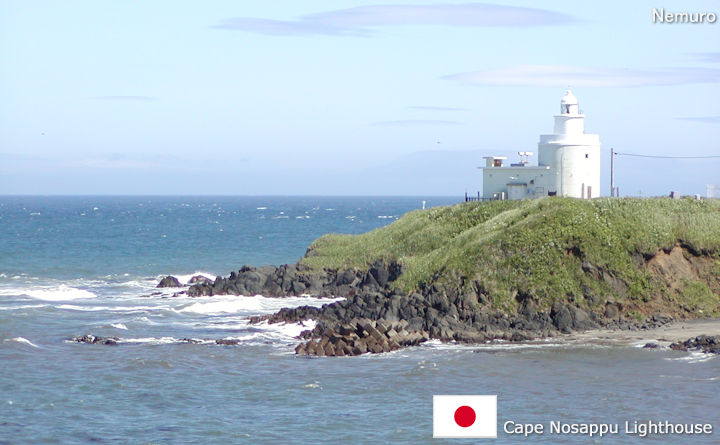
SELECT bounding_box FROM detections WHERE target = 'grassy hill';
[300,198,720,318]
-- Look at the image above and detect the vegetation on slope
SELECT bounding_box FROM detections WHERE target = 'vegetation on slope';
[301,198,720,316]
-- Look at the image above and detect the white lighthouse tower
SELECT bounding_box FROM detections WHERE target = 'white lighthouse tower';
[537,90,601,198]
[480,90,601,200]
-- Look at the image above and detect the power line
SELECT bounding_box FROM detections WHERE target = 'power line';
[614,152,720,159]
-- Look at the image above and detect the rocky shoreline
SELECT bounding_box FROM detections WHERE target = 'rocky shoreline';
[138,198,720,357]
[149,258,681,357]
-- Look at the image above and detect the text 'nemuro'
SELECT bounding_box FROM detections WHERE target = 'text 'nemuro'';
[652,8,717,23]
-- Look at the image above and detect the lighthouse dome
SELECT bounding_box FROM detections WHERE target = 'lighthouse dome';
[560,90,578,105]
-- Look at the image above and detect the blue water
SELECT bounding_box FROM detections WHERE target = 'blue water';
[1,196,718,444]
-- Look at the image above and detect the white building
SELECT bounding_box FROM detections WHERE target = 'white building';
[481,90,601,200]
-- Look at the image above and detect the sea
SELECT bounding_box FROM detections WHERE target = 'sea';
[1,196,718,444]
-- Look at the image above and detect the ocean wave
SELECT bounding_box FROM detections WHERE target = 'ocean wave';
[120,336,194,345]
[73,334,299,347]
[55,304,160,313]
[178,297,264,314]
[666,351,717,364]
[0,304,49,311]
[252,320,316,338]
[110,323,128,330]
[170,272,217,286]
[14,285,97,301]
[177,295,342,316]
[418,338,604,352]
[3,337,39,348]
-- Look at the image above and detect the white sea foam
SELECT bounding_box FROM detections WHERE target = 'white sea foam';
[666,351,716,364]
[256,207,268,210]
[178,295,341,316]
[172,272,217,286]
[4,337,39,348]
[179,297,264,314]
[110,323,128,330]
[120,337,190,345]
[253,320,316,338]
[21,285,97,301]
[55,304,160,313]
[420,338,593,352]
[0,304,48,311]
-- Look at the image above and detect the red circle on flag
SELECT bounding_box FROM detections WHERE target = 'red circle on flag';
[454,405,476,428]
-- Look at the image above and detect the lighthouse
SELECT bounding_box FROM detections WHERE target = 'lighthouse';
[481,91,601,200]
[538,90,601,198]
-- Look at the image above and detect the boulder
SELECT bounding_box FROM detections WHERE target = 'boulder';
[157,276,182,288]
[72,334,119,345]
[189,275,212,285]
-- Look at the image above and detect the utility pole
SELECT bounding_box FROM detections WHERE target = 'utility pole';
[610,147,614,197]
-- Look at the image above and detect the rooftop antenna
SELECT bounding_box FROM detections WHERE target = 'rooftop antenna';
[517,151,533,165]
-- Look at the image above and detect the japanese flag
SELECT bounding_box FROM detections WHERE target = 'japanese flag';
[433,395,497,438]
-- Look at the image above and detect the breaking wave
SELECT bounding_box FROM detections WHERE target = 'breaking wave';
[3,337,39,348]
[17,285,97,302]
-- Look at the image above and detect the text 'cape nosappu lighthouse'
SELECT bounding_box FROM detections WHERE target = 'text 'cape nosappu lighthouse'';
[481,90,601,200]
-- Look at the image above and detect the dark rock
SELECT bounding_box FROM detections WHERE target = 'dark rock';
[369,260,390,288]
[157,276,182,288]
[643,342,659,349]
[604,302,619,318]
[180,338,202,344]
[670,335,720,354]
[651,314,673,325]
[187,283,213,297]
[551,302,573,333]
[189,275,212,285]
[72,334,119,345]
[215,339,241,346]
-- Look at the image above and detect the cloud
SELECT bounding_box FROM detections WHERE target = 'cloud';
[677,116,720,124]
[443,65,720,87]
[409,106,466,111]
[92,96,158,101]
[213,3,576,36]
[691,52,720,63]
[212,18,368,36]
[373,119,462,126]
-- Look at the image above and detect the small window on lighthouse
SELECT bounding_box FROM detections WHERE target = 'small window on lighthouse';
[585,153,589,158]
[565,105,570,114]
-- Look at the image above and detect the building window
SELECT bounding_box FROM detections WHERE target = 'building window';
[585,153,589,158]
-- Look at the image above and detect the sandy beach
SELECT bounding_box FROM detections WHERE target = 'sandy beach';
[566,318,720,347]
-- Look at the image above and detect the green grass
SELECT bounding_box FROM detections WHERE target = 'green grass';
[300,197,720,313]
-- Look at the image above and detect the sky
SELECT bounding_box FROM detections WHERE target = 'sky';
[1,0,718,196]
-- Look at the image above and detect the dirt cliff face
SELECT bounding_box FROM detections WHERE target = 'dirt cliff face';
[641,245,720,319]
[646,245,712,291]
